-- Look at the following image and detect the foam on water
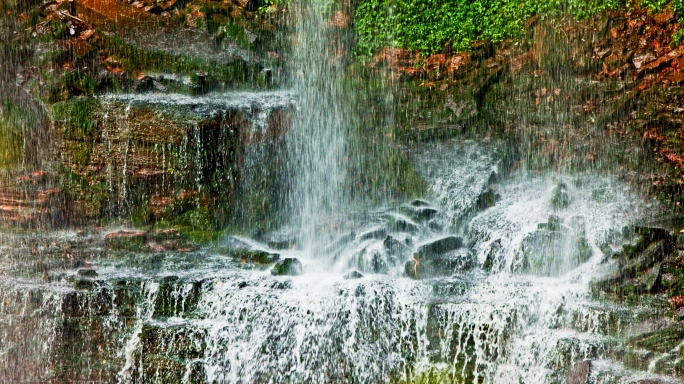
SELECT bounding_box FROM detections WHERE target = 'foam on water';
[99,147,667,383]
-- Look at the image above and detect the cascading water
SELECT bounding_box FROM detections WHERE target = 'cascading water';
[285,0,354,251]
[2,1,684,384]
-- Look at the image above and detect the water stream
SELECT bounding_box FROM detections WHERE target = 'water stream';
[1,1,682,383]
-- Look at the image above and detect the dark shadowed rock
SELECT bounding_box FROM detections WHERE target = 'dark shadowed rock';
[384,236,411,259]
[399,205,439,222]
[551,182,571,210]
[410,199,432,207]
[406,248,474,279]
[475,187,500,210]
[271,258,303,276]
[344,270,364,280]
[357,227,388,241]
[385,213,420,233]
[416,236,463,258]
[405,259,425,279]
[77,269,97,277]
[622,240,668,278]
[229,248,280,264]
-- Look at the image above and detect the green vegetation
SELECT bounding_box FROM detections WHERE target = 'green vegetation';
[52,99,97,139]
[353,0,684,58]
[0,100,28,167]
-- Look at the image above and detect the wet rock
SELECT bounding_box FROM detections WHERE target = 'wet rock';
[217,236,279,264]
[325,232,355,254]
[271,258,303,276]
[147,229,193,252]
[431,279,470,296]
[77,269,97,277]
[404,259,425,279]
[410,199,432,207]
[105,229,149,252]
[267,237,297,250]
[383,235,411,259]
[428,220,443,231]
[416,236,463,258]
[385,213,420,233]
[629,326,684,354]
[633,53,656,70]
[357,227,388,241]
[538,214,564,231]
[399,204,439,222]
[154,277,201,317]
[269,280,293,289]
[351,247,390,274]
[551,182,571,210]
[519,223,592,276]
[566,360,592,384]
[641,262,661,293]
[475,187,500,211]
[406,248,474,279]
[134,76,154,93]
[622,240,669,278]
[635,227,674,247]
[483,239,503,272]
[225,248,280,264]
[344,270,364,280]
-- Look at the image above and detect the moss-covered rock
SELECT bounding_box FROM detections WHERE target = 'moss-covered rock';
[271,258,303,276]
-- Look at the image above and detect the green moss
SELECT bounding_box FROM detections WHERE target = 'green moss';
[176,206,212,231]
[52,99,97,139]
[0,100,28,167]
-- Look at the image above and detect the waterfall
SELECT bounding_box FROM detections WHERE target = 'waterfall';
[285,0,354,252]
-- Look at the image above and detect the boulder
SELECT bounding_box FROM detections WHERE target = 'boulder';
[271,258,303,276]
[384,213,420,233]
[351,247,390,274]
[404,259,425,279]
[405,249,474,279]
[77,269,97,277]
[475,187,500,210]
[518,219,592,276]
[230,249,280,264]
[344,270,364,280]
[410,199,432,207]
[399,205,439,222]
[357,227,388,241]
[551,181,571,210]
[416,236,463,258]
[383,235,411,260]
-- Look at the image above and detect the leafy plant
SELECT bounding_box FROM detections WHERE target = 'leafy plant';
[353,0,684,58]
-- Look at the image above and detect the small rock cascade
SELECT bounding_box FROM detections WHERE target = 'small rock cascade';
[2,141,682,383]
